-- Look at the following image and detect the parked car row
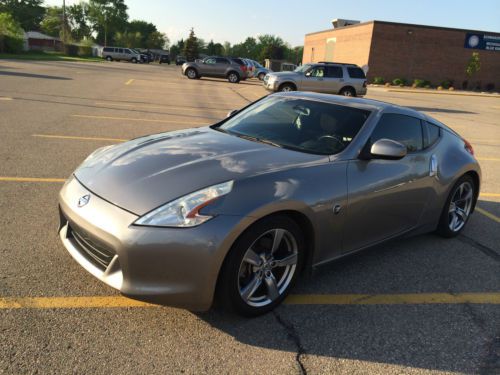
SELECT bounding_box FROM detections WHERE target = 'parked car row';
[102,46,170,64]
[181,56,271,83]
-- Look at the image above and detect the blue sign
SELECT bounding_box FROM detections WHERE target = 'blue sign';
[464,33,500,51]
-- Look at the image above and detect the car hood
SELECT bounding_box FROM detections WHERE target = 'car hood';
[269,71,300,79]
[75,127,324,215]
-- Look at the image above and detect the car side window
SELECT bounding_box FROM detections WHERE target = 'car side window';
[424,121,441,148]
[370,113,424,152]
[204,58,216,64]
[309,66,325,77]
[325,66,343,78]
[215,57,229,64]
[347,67,366,79]
[118,48,123,53]
[124,49,131,54]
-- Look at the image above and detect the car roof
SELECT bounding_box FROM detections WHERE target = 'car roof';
[272,91,434,121]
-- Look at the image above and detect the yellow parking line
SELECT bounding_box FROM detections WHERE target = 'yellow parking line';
[480,193,500,198]
[71,114,208,125]
[477,157,500,161]
[476,207,500,223]
[1,293,499,309]
[284,293,500,305]
[125,79,134,85]
[94,102,228,113]
[0,97,13,100]
[0,177,65,182]
[33,134,126,142]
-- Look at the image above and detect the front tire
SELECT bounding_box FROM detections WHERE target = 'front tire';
[258,72,266,81]
[131,57,137,63]
[279,83,296,92]
[436,175,476,238]
[186,68,197,79]
[217,216,304,316]
[105,56,112,61]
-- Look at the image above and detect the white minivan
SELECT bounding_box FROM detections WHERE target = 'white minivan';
[102,47,141,63]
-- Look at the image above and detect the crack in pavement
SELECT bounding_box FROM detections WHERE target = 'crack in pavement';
[273,310,307,375]
[459,235,500,262]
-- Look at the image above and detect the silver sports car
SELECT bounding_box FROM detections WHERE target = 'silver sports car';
[58,92,481,316]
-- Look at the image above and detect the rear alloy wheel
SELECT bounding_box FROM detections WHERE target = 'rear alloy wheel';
[279,83,296,92]
[258,73,266,81]
[227,72,240,83]
[131,57,137,63]
[339,87,356,97]
[437,175,475,237]
[217,216,304,316]
[186,68,197,79]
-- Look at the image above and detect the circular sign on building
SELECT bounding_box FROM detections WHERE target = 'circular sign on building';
[468,35,480,48]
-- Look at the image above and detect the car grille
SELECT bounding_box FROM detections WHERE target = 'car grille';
[67,223,115,270]
[263,75,269,84]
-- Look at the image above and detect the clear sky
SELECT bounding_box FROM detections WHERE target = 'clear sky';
[45,0,500,46]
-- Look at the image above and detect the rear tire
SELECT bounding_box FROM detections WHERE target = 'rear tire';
[131,57,137,63]
[339,87,356,97]
[216,215,304,317]
[227,72,240,83]
[105,56,112,61]
[436,175,476,238]
[186,68,198,79]
[258,73,266,81]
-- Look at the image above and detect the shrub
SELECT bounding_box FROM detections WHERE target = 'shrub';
[448,86,455,91]
[412,79,431,88]
[0,12,25,53]
[384,82,391,87]
[440,80,454,89]
[3,34,24,53]
[437,86,443,90]
[392,78,407,86]
[372,76,385,84]
[77,45,92,57]
[486,83,495,91]
[64,43,78,56]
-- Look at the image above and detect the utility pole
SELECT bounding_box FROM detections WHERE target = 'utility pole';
[62,0,66,46]
[104,13,107,47]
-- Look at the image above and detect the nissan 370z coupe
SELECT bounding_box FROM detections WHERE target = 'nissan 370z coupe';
[58,92,481,316]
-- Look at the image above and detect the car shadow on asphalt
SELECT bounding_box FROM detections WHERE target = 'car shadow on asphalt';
[195,201,500,373]
[0,71,72,80]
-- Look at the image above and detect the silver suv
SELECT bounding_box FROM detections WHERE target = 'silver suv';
[182,56,246,83]
[102,47,142,63]
[263,62,367,96]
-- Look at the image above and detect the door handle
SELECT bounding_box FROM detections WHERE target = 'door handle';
[429,154,438,177]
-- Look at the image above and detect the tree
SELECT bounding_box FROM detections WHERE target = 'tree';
[114,30,141,48]
[466,52,481,78]
[40,6,70,41]
[258,34,286,61]
[87,0,128,45]
[127,20,155,45]
[206,40,223,56]
[0,0,44,31]
[169,38,184,57]
[67,3,92,41]
[222,41,231,56]
[145,31,168,49]
[183,28,198,61]
[0,11,24,52]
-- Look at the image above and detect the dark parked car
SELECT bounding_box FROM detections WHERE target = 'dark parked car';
[182,56,246,83]
[176,56,186,65]
[58,92,480,316]
[159,54,170,64]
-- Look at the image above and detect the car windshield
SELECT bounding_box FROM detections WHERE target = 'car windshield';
[215,96,370,155]
[294,64,311,73]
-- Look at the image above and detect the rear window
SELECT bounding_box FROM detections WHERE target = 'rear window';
[347,67,366,79]
[217,96,370,155]
[231,58,244,65]
[103,47,113,52]
[424,121,441,148]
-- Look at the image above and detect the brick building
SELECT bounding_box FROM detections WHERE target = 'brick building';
[303,20,500,90]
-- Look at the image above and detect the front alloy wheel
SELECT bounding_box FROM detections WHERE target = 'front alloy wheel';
[217,216,304,316]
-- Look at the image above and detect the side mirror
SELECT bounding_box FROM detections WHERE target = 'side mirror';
[227,109,238,118]
[305,71,312,77]
[370,139,407,160]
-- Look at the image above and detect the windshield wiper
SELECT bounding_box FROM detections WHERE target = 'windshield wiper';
[234,133,283,148]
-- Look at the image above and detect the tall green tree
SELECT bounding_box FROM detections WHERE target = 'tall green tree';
[183,28,198,61]
[68,3,91,41]
[145,31,168,49]
[0,0,44,31]
[87,0,128,45]
[0,11,24,52]
[40,6,70,40]
[466,52,481,78]
[127,20,155,45]
[114,30,141,48]
[170,38,184,57]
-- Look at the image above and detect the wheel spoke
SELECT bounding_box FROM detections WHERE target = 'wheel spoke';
[243,249,262,267]
[273,253,298,268]
[264,273,280,300]
[457,189,473,202]
[456,207,467,221]
[450,212,459,230]
[241,276,262,301]
[271,229,285,253]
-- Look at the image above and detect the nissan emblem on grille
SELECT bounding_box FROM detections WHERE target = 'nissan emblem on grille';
[77,194,90,207]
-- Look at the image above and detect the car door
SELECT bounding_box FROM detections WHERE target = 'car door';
[322,65,344,93]
[201,57,217,76]
[343,113,432,252]
[214,57,230,77]
[301,66,326,92]
[117,48,124,60]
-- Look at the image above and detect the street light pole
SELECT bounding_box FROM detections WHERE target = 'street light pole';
[62,0,66,46]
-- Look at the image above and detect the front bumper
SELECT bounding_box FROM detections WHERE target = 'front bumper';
[263,79,278,91]
[58,176,250,311]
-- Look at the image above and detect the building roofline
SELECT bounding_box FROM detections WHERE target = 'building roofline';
[305,20,500,37]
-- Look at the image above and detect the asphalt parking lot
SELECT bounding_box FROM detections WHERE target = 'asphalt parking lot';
[0,60,499,375]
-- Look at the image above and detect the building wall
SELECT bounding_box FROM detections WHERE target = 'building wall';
[302,23,374,68]
[369,22,500,89]
[303,21,500,90]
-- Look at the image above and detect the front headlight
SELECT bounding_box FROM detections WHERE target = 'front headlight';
[134,181,234,227]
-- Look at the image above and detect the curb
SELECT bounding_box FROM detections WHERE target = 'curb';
[369,86,500,99]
